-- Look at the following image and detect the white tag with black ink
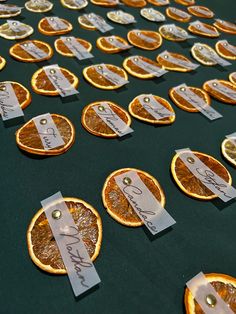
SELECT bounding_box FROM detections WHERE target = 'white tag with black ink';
[7,20,28,33]
[44,64,79,97]
[159,51,199,70]
[131,56,168,77]
[95,64,129,86]
[61,36,93,60]
[138,94,175,119]
[46,17,67,30]
[208,80,236,101]
[84,13,113,33]
[215,19,236,31]
[169,7,191,19]
[165,24,195,39]
[174,84,222,120]
[193,43,231,66]
[190,20,217,35]
[218,40,236,55]
[0,83,24,121]
[0,5,23,12]
[186,272,234,314]
[176,148,236,202]
[33,113,65,150]
[41,192,101,297]
[133,30,157,43]
[93,102,133,137]
[104,36,132,50]
[192,6,211,16]
[115,170,176,235]
[20,42,48,59]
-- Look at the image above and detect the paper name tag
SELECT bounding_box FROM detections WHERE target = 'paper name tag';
[115,170,176,235]
[114,10,136,23]
[215,19,236,31]
[7,20,28,33]
[33,113,65,150]
[133,30,157,43]
[95,64,129,86]
[165,24,194,39]
[0,5,23,12]
[174,84,222,120]
[218,40,236,55]
[169,7,191,19]
[208,80,236,101]
[46,17,67,30]
[159,51,199,70]
[93,102,133,137]
[84,13,113,33]
[192,6,211,16]
[0,83,24,121]
[44,64,79,97]
[131,56,168,77]
[138,94,175,119]
[20,42,48,59]
[193,43,231,66]
[145,9,166,21]
[41,192,100,297]
[176,148,236,202]
[190,21,217,35]
[186,272,234,314]
[104,36,132,50]
[61,37,93,60]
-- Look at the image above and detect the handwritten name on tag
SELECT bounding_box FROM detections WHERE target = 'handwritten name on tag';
[186,272,234,314]
[208,80,236,101]
[165,24,194,39]
[138,94,175,119]
[190,21,217,35]
[20,42,48,59]
[84,13,113,33]
[169,7,191,19]
[218,40,236,55]
[176,148,236,202]
[215,19,236,31]
[193,43,231,66]
[41,192,101,297]
[46,17,67,30]
[44,64,79,97]
[0,83,24,121]
[7,20,28,33]
[174,84,222,120]
[33,113,65,150]
[0,5,23,12]
[133,30,157,43]
[95,64,129,86]
[93,103,133,137]
[115,170,176,235]
[131,56,168,77]
[61,37,93,60]
[104,36,132,50]
[159,51,199,70]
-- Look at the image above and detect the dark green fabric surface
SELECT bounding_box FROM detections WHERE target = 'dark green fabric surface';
[0,0,236,313]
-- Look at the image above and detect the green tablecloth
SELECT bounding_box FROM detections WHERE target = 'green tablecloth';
[0,0,236,313]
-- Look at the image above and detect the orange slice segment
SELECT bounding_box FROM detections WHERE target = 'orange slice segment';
[127,29,162,50]
[215,41,236,60]
[9,40,53,63]
[0,81,31,109]
[31,66,79,96]
[169,86,210,112]
[229,72,236,85]
[166,7,191,22]
[187,5,214,18]
[0,4,22,17]
[121,0,146,7]
[188,22,219,38]
[147,0,169,6]
[25,0,53,12]
[102,168,166,226]
[157,52,195,72]
[184,273,236,313]
[0,55,6,70]
[96,35,130,53]
[16,114,75,156]
[203,80,236,105]
[60,0,88,9]
[81,101,131,138]
[54,37,92,57]
[191,43,218,66]
[0,22,33,40]
[213,19,236,35]
[91,0,118,6]
[83,64,128,90]
[174,0,195,5]
[27,197,102,274]
[38,17,72,36]
[128,94,175,124]
[171,150,232,200]
[159,24,189,42]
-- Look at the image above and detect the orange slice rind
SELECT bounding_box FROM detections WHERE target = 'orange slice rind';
[229,72,236,85]
[0,4,22,17]
[0,55,6,70]
[174,0,195,6]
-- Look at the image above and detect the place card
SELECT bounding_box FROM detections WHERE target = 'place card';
[191,6,212,17]
[45,17,68,30]
[218,40,236,55]
[20,42,48,59]
[215,19,236,31]
[115,170,176,235]
[164,24,195,39]
[131,56,168,77]
[84,13,113,33]
[95,64,129,86]
[190,20,217,35]
[169,7,191,19]
[104,36,132,50]
[41,192,101,296]
[133,30,157,43]
[193,43,231,66]
[61,36,93,60]
[207,80,236,101]
[7,20,28,32]
[159,51,199,70]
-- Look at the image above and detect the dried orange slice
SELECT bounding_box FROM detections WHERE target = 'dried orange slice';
[128,94,175,124]
[169,86,211,112]
[60,0,88,10]
[0,55,6,70]
[123,55,163,79]
[81,101,131,138]
[140,8,165,22]
[102,168,166,226]
[16,114,75,156]
[187,5,214,18]
[107,10,135,24]
[0,4,22,17]
[174,0,194,5]
[166,7,191,22]
[213,19,236,35]
[157,52,196,72]
[215,40,236,60]
[127,29,162,50]
[0,21,33,40]
[147,0,169,6]
[159,24,190,42]
[171,150,232,200]
[191,43,218,66]
[188,21,219,38]
[222,137,236,168]
[229,72,236,85]
[0,81,31,109]
[184,273,236,313]
[54,37,92,57]
[31,66,79,96]
[121,0,146,7]
[96,35,130,53]
[83,64,128,90]
[27,197,102,274]
[25,0,53,12]
[38,17,72,36]
[9,40,53,63]
[78,14,101,30]
[203,80,236,105]
[91,0,118,6]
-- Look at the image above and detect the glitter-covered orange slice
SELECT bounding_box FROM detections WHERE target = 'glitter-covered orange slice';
[38,17,72,36]
[127,29,162,50]
[203,80,236,105]
[54,37,92,57]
